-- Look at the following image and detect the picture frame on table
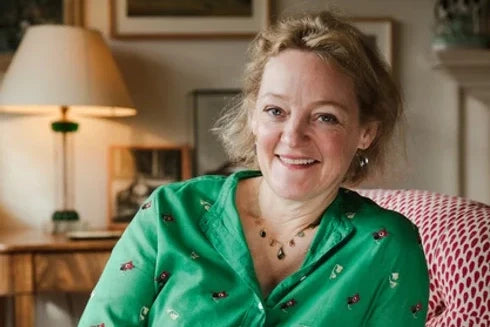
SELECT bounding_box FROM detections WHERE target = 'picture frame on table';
[110,0,270,39]
[0,0,84,78]
[107,145,191,229]
[350,18,394,66]
[192,89,242,177]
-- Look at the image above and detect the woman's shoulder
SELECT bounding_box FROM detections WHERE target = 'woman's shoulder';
[158,174,227,192]
[341,188,420,246]
[140,175,226,215]
[150,170,259,205]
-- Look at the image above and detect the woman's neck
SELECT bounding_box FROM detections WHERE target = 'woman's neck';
[244,176,339,239]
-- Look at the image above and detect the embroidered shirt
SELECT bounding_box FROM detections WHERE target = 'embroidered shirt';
[79,170,429,326]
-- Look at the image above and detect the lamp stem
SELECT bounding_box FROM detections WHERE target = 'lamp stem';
[61,106,68,210]
[51,106,79,225]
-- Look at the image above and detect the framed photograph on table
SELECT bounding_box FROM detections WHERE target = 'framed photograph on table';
[108,145,191,229]
[110,0,270,39]
[350,18,394,66]
[192,89,242,176]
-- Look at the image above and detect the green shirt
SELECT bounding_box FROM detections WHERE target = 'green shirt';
[79,170,429,326]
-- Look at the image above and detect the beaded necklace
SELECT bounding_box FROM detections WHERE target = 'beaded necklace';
[252,218,321,260]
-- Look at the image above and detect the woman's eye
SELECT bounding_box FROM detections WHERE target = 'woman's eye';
[317,113,339,124]
[265,107,283,117]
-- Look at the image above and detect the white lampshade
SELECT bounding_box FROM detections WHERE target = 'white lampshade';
[0,25,136,117]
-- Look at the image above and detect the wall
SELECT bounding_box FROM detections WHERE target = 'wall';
[0,0,487,325]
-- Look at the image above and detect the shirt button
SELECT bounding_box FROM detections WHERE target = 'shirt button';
[257,302,264,310]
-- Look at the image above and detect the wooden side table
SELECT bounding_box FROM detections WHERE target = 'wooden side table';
[0,229,117,327]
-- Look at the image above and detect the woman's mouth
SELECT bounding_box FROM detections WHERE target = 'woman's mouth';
[277,155,319,167]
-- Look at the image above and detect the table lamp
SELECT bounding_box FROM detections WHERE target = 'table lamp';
[0,25,136,233]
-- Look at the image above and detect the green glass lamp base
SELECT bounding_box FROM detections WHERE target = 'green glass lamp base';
[52,210,80,221]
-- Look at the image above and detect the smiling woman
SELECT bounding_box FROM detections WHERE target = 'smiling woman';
[79,10,429,327]
[250,50,376,202]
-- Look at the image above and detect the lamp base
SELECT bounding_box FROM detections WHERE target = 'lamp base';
[50,210,81,235]
[52,209,79,221]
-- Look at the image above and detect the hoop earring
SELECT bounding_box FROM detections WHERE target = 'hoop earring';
[357,151,369,168]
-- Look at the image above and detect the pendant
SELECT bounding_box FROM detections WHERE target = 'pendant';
[259,229,267,238]
[277,247,285,260]
[297,231,305,237]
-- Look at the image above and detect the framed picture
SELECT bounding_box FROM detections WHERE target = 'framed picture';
[107,145,191,229]
[192,89,242,176]
[0,0,84,78]
[110,0,270,39]
[350,18,394,66]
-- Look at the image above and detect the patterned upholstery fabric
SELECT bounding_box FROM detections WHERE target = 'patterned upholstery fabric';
[356,189,490,327]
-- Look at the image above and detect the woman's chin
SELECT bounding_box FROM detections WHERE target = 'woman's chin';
[266,178,317,201]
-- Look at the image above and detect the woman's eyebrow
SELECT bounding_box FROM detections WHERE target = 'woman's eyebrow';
[310,100,349,112]
[259,92,350,112]
[258,92,288,100]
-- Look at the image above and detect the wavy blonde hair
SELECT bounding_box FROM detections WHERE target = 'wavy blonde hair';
[214,10,402,184]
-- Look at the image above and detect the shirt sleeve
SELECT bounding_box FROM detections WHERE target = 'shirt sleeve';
[78,193,159,327]
[365,227,430,327]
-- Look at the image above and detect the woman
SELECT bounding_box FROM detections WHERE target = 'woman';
[79,11,429,326]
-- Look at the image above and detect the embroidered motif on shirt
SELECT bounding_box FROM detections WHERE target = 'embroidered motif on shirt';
[90,324,104,327]
[166,308,180,320]
[280,298,297,312]
[200,199,212,211]
[141,201,152,210]
[212,291,228,300]
[411,302,423,318]
[345,212,356,219]
[162,214,175,223]
[389,272,399,288]
[347,293,360,310]
[155,271,171,286]
[139,306,149,321]
[330,264,344,279]
[120,261,135,271]
[190,251,200,259]
[372,228,389,241]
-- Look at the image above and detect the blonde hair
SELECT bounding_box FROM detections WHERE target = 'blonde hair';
[214,10,402,184]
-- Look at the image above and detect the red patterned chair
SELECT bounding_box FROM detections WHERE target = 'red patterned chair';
[357,189,490,327]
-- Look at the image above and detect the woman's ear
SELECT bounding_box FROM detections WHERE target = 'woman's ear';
[357,121,379,150]
[248,108,258,136]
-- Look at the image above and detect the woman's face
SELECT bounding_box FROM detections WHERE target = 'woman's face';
[250,49,377,201]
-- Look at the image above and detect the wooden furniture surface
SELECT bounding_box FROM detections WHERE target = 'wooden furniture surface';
[0,229,117,327]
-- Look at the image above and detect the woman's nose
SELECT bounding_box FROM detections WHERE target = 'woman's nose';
[280,119,308,147]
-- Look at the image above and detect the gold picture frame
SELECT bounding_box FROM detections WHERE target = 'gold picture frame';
[107,145,191,230]
[110,0,270,39]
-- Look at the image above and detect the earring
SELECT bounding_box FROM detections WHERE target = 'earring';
[357,151,368,168]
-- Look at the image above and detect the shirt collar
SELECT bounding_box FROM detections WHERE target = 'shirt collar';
[199,170,355,297]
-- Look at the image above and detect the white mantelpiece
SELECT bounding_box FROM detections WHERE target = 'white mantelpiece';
[433,48,490,105]
[433,48,489,203]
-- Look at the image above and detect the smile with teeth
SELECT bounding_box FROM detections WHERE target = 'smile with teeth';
[278,156,317,165]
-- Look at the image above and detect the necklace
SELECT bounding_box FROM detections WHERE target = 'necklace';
[253,218,320,260]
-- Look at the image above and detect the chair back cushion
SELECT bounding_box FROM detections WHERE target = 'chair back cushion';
[356,189,490,327]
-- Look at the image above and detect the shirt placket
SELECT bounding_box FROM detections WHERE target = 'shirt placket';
[199,204,267,325]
